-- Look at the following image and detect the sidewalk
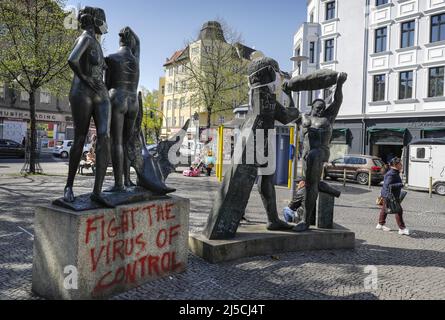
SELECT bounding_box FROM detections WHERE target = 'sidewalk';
[0,164,444,300]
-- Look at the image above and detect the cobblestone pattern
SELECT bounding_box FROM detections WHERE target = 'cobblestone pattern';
[0,162,444,300]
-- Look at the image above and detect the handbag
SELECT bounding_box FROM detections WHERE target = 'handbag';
[376,196,384,206]
[385,186,403,215]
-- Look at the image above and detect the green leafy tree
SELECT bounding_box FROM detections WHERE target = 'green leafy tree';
[141,88,163,144]
[0,0,76,174]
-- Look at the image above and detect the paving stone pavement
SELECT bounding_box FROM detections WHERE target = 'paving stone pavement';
[0,162,444,300]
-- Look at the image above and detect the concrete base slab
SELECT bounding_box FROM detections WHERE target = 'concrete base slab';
[189,224,355,264]
[33,196,190,300]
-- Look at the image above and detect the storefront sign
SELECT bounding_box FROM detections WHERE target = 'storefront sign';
[0,107,66,122]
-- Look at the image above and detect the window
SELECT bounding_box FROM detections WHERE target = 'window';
[376,0,388,6]
[310,11,314,23]
[309,42,315,64]
[40,89,51,104]
[416,148,426,159]
[180,97,185,109]
[399,71,413,100]
[167,83,173,94]
[401,21,415,48]
[333,158,345,165]
[0,83,4,99]
[429,67,444,97]
[168,68,173,77]
[173,99,178,109]
[21,91,29,102]
[431,14,445,43]
[161,86,165,95]
[373,74,386,102]
[174,82,179,92]
[324,88,333,104]
[191,47,200,56]
[326,1,335,21]
[375,27,387,53]
[181,81,187,92]
[308,91,313,105]
[324,39,334,62]
[167,100,172,110]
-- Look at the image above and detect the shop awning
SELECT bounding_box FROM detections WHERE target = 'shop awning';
[368,128,407,146]
[331,128,350,144]
[367,128,407,134]
[422,127,445,139]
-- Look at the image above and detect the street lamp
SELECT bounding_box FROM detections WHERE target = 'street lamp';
[193,112,200,159]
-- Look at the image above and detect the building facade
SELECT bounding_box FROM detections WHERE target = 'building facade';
[161,21,255,140]
[294,0,445,163]
[0,83,72,149]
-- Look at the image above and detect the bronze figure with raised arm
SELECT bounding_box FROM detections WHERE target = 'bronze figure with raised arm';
[283,70,348,232]
[64,6,112,207]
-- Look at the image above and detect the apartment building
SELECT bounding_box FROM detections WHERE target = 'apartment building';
[0,83,72,149]
[161,21,255,140]
[294,0,445,162]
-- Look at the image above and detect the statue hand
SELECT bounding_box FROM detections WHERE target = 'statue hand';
[282,81,292,95]
[86,78,106,94]
[338,72,348,84]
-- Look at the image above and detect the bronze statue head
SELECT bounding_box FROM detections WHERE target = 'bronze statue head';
[311,99,326,117]
[248,57,280,86]
[78,7,108,35]
[119,27,137,52]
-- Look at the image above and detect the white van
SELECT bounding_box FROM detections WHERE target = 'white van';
[408,139,445,196]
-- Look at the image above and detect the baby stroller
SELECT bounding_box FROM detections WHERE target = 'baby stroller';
[183,157,206,177]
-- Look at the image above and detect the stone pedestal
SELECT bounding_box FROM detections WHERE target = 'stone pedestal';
[317,193,335,229]
[32,196,190,300]
[189,224,355,264]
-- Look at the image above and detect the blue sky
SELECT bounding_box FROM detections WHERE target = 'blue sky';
[66,0,306,91]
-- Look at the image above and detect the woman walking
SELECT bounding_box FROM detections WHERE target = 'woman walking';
[376,157,410,236]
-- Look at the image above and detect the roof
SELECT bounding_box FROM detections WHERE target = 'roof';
[233,43,256,60]
[410,138,445,145]
[163,47,189,67]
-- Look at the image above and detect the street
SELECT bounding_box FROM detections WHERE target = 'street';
[0,159,444,300]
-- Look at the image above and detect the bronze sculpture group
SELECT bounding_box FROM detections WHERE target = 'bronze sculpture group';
[60,6,349,237]
[61,6,181,209]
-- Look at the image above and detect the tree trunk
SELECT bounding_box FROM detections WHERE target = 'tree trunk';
[207,108,212,129]
[29,89,37,174]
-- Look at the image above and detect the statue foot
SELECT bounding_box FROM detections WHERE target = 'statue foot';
[104,185,127,193]
[64,186,75,203]
[293,222,310,233]
[125,180,137,188]
[267,220,293,231]
[90,193,115,208]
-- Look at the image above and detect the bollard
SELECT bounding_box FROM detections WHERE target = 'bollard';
[343,168,347,187]
[369,169,372,190]
[430,177,433,198]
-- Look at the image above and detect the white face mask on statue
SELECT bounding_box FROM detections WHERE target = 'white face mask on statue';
[248,67,282,110]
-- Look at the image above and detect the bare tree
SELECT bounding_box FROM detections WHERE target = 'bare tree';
[0,0,75,174]
[183,20,251,129]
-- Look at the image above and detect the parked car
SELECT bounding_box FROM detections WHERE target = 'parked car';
[0,139,25,158]
[53,140,90,159]
[324,155,387,185]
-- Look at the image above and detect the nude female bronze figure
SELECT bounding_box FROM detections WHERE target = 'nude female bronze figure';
[64,6,112,207]
[105,27,140,191]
